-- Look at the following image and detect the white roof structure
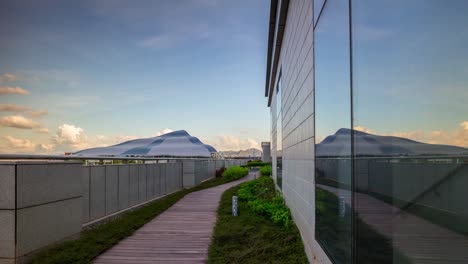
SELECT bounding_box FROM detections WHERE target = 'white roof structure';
[73,130,217,158]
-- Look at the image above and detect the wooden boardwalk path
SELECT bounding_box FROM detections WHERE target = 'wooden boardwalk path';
[94,173,255,264]
[317,184,468,264]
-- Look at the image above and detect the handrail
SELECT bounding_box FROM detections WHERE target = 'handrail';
[0,154,226,161]
[399,164,467,213]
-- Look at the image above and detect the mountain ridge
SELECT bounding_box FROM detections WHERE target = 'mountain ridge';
[317,128,468,157]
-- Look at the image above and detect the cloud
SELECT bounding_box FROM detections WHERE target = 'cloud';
[53,124,88,150]
[29,110,48,118]
[206,135,260,151]
[37,128,49,134]
[354,126,376,134]
[0,115,41,129]
[1,136,36,153]
[137,33,183,49]
[461,121,468,131]
[153,128,174,137]
[86,134,139,148]
[36,143,55,152]
[0,104,29,112]
[0,86,30,95]
[355,121,468,148]
[0,73,18,82]
[0,105,48,119]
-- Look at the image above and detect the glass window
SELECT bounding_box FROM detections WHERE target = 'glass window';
[314,0,352,263]
[276,72,282,189]
[314,0,325,26]
[352,1,468,263]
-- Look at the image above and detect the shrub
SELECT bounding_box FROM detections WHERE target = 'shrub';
[215,166,226,178]
[259,165,272,177]
[238,177,292,228]
[222,166,249,181]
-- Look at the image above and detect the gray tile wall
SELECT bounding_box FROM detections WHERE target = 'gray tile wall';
[0,162,83,262]
[270,0,331,262]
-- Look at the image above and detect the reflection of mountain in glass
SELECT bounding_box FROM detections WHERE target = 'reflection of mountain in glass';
[316,128,468,157]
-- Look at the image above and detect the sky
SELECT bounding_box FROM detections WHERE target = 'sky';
[314,0,468,148]
[0,0,271,154]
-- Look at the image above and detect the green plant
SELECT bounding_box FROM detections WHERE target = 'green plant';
[259,165,272,177]
[208,185,308,264]
[222,166,249,181]
[237,177,292,228]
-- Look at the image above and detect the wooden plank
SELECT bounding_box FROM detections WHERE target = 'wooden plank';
[94,173,255,264]
[318,185,468,264]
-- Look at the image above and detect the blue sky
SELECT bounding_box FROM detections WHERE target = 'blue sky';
[0,0,271,153]
[315,0,468,147]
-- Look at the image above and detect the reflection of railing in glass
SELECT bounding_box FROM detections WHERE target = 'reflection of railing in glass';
[316,155,468,263]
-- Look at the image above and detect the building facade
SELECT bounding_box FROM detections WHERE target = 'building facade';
[261,142,272,162]
[265,0,468,263]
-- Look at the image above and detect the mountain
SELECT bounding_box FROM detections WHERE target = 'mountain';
[316,128,468,157]
[74,130,217,158]
[219,148,262,158]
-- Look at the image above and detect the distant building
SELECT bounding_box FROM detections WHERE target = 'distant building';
[261,142,271,162]
[74,130,217,158]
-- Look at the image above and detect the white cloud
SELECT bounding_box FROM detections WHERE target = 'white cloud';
[355,121,468,148]
[0,115,41,129]
[53,124,88,150]
[461,121,468,131]
[1,136,36,153]
[29,110,48,118]
[354,126,376,134]
[0,73,17,83]
[154,128,174,137]
[0,86,30,95]
[206,135,259,151]
[0,105,48,119]
[137,33,183,49]
[37,128,49,134]
[0,104,29,112]
[36,143,55,153]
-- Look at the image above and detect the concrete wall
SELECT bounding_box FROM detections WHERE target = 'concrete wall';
[0,159,241,263]
[269,0,331,263]
[0,161,82,264]
[82,162,184,224]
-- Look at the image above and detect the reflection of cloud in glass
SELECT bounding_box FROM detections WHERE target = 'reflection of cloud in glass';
[354,121,468,148]
[353,0,468,134]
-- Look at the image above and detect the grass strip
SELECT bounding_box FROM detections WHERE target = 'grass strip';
[208,183,309,264]
[240,161,271,168]
[29,176,246,264]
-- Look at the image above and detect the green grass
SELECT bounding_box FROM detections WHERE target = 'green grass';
[208,183,308,264]
[315,187,411,264]
[222,166,249,181]
[28,176,249,264]
[237,176,291,228]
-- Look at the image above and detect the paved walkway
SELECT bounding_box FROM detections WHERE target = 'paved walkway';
[94,173,255,264]
[317,184,468,264]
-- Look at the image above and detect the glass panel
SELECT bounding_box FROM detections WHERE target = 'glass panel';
[314,0,351,263]
[277,74,282,189]
[352,1,468,263]
[314,0,325,25]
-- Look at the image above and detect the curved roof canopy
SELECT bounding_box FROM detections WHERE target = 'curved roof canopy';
[74,130,217,158]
